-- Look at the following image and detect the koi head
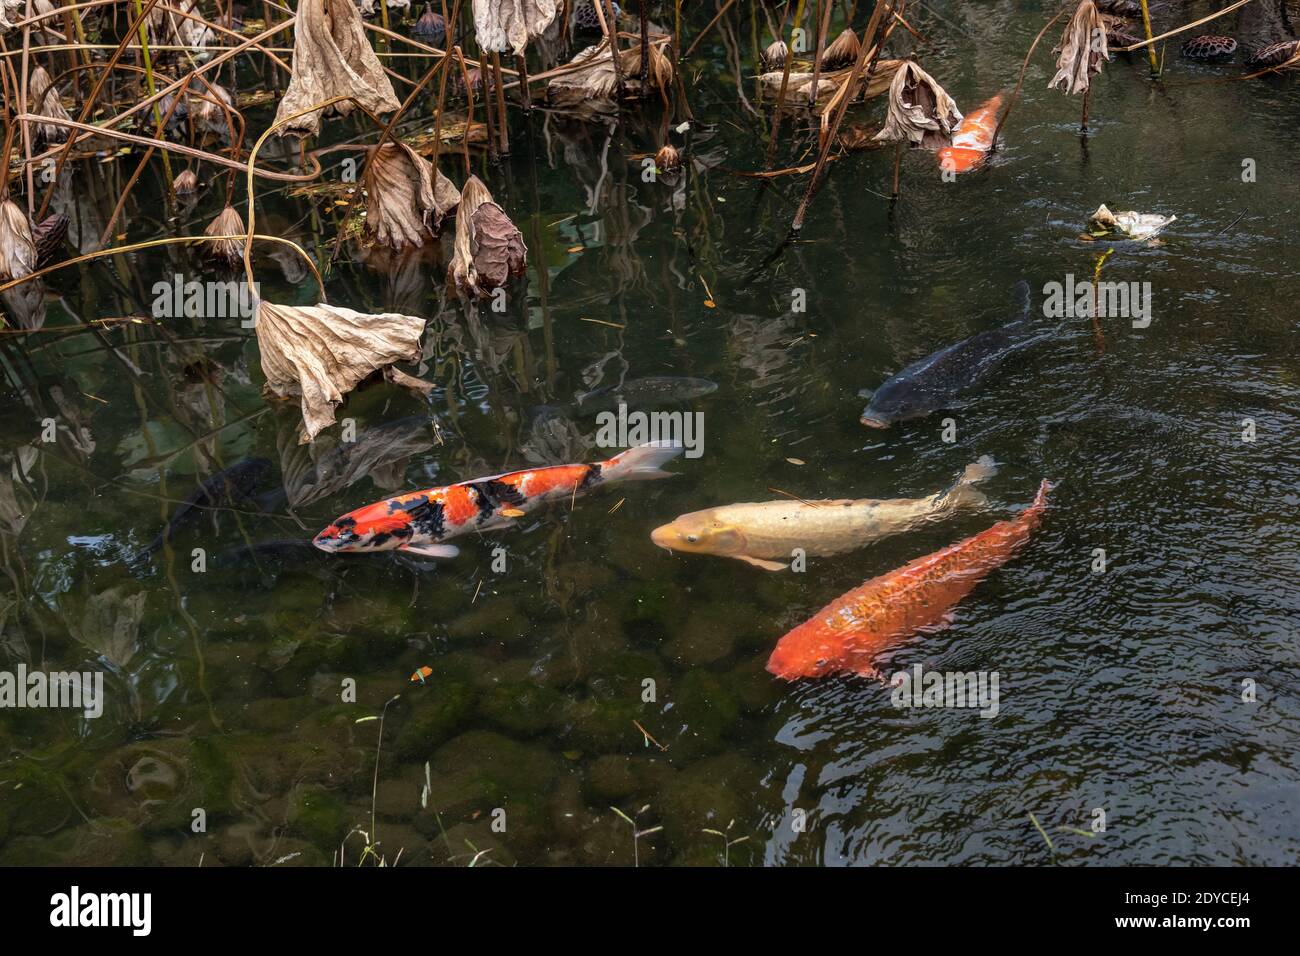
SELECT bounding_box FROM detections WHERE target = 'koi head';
[650,510,747,557]
[765,625,839,681]
[313,502,411,553]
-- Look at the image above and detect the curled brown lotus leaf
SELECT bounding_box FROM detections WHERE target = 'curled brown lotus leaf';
[547,43,620,105]
[447,175,527,297]
[634,41,676,96]
[363,142,461,249]
[254,300,426,443]
[874,61,961,149]
[1050,0,1109,95]
[28,65,71,144]
[762,39,788,70]
[203,205,246,267]
[0,199,37,282]
[275,0,401,137]
[547,39,674,108]
[473,0,560,55]
[759,60,901,107]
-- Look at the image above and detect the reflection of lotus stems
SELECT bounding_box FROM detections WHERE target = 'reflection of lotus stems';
[989,5,1069,152]
[243,94,380,290]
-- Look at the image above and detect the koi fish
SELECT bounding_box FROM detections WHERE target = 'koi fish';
[936,94,1003,175]
[140,457,273,556]
[860,281,1037,428]
[650,457,997,571]
[410,666,434,683]
[766,479,1053,681]
[313,441,683,558]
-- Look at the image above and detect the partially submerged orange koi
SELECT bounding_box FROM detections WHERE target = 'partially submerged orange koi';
[766,479,1052,681]
[313,442,683,559]
[937,94,1004,175]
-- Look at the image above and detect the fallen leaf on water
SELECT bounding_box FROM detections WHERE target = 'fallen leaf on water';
[254,300,425,443]
[786,457,805,465]
[500,507,526,518]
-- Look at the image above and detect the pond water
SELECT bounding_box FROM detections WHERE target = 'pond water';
[2,1,1298,866]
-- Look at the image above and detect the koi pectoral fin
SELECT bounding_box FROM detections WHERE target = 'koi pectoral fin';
[850,662,889,683]
[399,543,460,559]
[736,554,789,571]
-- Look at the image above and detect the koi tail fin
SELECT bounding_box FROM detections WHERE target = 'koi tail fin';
[1020,478,1056,527]
[939,455,998,512]
[602,441,685,482]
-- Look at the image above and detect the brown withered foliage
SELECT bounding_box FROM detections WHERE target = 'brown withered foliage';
[1050,0,1110,95]
[203,205,246,268]
[874,61,962,149]
[473,0,561,55]
[447,175,526,297]
[275,0,402,137]
[254,300,427,443]
[363,142,461,249]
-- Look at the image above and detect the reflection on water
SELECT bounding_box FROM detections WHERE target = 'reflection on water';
[2,4,1299,867]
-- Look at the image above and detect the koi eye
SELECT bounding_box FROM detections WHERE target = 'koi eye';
[686,535,699,543]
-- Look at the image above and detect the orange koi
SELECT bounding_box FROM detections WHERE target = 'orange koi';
[410,666,434,683]
[766,479,1052,681]
[314,442,683,559]
[936,94,1004,176]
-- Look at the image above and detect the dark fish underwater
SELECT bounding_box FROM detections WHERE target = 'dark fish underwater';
[860,282,1042,428]
[138,457,273,557]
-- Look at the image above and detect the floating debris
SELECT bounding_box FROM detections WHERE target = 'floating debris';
[1086,203,1176,241]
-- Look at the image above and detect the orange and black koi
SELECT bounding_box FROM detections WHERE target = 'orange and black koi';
[313,442,683,559]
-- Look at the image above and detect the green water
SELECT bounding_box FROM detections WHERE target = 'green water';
[2,2,1299,866]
